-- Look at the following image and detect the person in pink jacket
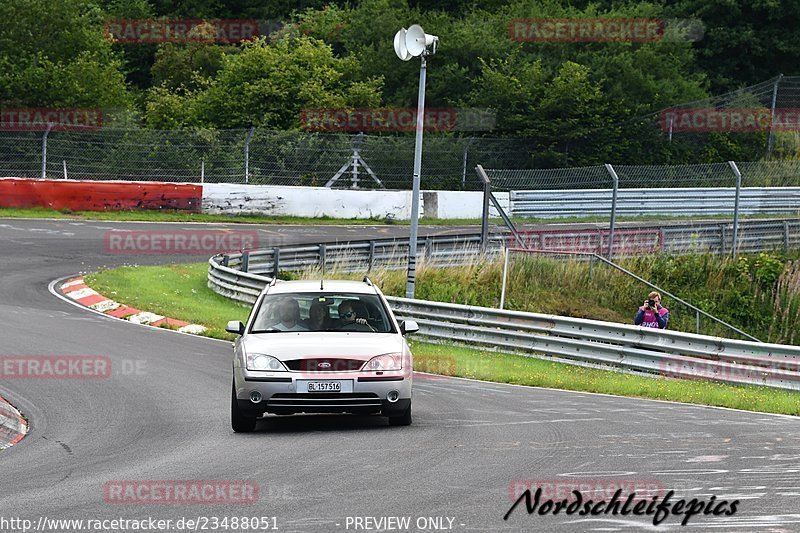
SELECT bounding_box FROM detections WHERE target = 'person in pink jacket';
[634,291,669,329]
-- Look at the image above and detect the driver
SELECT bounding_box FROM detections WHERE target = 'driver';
[336,300,371,330]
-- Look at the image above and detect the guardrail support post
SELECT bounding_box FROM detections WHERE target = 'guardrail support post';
[604,163,620,261]
[784,221,790,252]
[221,255,229,267]
[728,161,743,259]
[368,241,376,272]
[720,224,726,256]
[319,244,326,271]
[696,310,700,334]
[273,247,280,278]
[241,251,250,272]
[589,254,595,280]
[425,237,433,260]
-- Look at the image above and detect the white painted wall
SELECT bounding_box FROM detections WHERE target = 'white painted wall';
[202,184,421,219]
[202,184,511,220]
[432,190,509,219]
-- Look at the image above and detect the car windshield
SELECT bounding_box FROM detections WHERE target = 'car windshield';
[249,292,395,334]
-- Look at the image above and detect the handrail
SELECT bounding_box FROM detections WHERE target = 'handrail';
[507,248,760,342]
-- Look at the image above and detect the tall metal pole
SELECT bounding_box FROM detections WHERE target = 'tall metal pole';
[405,56,427,299]
[766,74,783,159]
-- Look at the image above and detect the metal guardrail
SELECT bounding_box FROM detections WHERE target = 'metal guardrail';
[219,233,506,280]
[509,187,800,218]
[506,219,800,256]
[207,253,800,391]
[387,297,800,391]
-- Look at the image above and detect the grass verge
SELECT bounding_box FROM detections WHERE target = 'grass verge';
[85,262,800,416]
[86,263,248,340]
[1,206,790,226]
[0,206,481,226]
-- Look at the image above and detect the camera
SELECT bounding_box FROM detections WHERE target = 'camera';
[647,299,656,308]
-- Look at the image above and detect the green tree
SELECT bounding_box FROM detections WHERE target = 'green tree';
[145,35,383,129]
[0,0,132,109]
[665,0,800,93]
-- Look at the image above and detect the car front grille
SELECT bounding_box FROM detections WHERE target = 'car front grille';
[267,393,382,409]
[283,358,365,372]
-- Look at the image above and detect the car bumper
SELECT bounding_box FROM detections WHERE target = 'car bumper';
[234,367,411,416]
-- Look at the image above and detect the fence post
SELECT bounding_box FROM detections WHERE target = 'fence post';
[480,169,491,252]
[766,74,783,159]
[273,247,280,279]
[201,156,205,183]
[41,123,53,179]
[604,164,620,261]
[244,127,255,184]
[461,138,474,190]
[728,161,743,259]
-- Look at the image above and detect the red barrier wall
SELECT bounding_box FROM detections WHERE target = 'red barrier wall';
[0,178,201,212]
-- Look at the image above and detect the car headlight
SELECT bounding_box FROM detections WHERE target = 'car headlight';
[246,353,286,372]
[362,353,402,372]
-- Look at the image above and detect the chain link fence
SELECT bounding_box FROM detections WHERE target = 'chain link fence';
[481,161,800,260]
[0,127,536,190]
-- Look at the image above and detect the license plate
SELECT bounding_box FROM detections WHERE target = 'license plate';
[307,381,341,392]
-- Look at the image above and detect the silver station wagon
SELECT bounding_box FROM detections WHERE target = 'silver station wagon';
[228,278,418,432]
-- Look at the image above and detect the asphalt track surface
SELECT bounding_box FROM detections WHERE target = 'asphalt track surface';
[1,218,800,533]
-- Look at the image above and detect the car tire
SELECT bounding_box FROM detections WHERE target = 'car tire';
[231,381,257,433]
[388,404,412,426]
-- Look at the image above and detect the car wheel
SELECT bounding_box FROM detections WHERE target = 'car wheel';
[231,381,257,433]
[388,404,412,426]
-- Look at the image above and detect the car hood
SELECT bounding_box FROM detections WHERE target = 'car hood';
[243,332,404,361]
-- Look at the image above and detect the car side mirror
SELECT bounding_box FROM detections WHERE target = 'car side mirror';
[400,320,419,335]
[226,320,245,335]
